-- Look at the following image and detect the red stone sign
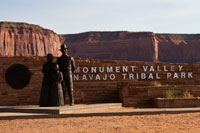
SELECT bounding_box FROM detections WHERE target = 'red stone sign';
[0,57,199,107]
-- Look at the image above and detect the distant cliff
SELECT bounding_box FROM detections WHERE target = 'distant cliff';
[60,31,157,62]
[156,34,200,63]
[61,31,200,63]
[0,22,61,56]
[1,21,200,64]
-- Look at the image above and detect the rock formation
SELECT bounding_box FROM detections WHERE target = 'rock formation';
[0,22,61,57]
[61,32,200,63]
[1,21,200,64]
[156,34,200,63]
[60,32,157,62]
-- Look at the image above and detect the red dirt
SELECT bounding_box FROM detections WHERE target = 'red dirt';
[1,112,200,133]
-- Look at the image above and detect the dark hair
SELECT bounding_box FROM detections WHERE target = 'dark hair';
[47,53,53,58]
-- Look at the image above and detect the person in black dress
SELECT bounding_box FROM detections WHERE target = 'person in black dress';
[39,53,54,107]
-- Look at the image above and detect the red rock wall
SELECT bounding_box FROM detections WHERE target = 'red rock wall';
[61,32,200,63]
[1,22,200,64]
[156,34,200,63]
[61,32,156,62]
[0,22,61,57]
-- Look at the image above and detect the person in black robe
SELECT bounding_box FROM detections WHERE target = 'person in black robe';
[39,53,54,107]
[49,64,64,106]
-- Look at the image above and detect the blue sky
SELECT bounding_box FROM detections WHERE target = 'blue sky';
[0,0,200,34]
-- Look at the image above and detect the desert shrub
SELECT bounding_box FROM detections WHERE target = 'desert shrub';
[164,89,174,98]
[163,89,194,98]
[183,90,193,98]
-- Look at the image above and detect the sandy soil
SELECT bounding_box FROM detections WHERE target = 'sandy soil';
[1,112,200,133]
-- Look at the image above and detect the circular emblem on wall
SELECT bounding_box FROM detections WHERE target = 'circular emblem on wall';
[5,64,31,89]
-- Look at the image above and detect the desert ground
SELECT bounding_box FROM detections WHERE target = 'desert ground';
[1,112,200,133]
